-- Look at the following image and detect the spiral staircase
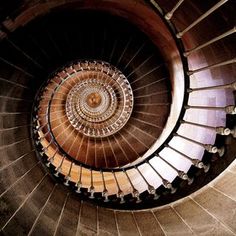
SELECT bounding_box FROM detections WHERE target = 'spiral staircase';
[0,0,235,235]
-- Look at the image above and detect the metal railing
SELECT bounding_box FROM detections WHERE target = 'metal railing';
[30,0,236,207]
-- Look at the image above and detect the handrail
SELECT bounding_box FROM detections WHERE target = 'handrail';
[29,0,236,208]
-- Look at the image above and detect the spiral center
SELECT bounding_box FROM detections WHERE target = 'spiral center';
[86,92,102,108]
[63,60,134,137]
